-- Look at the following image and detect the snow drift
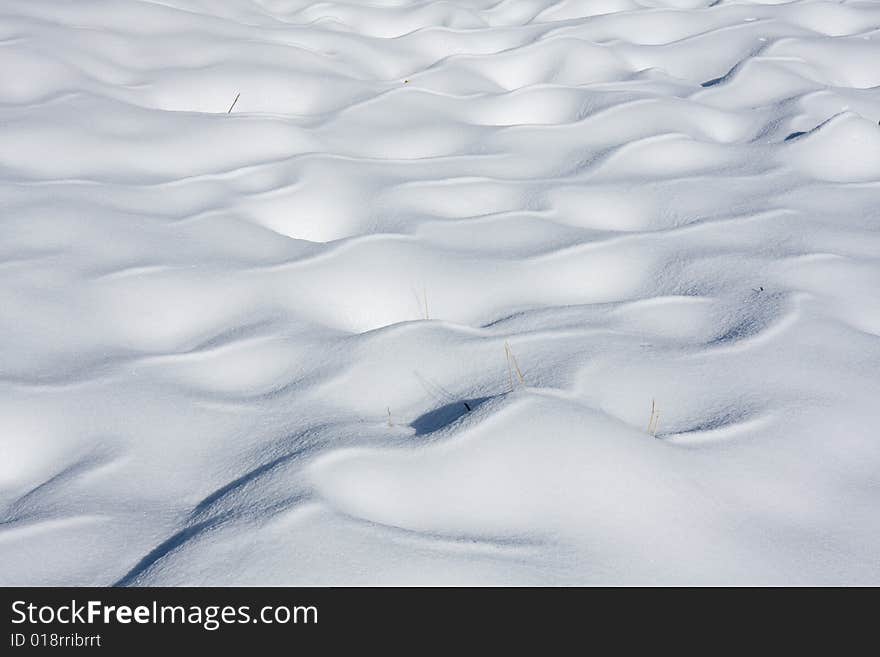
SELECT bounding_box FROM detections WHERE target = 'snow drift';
[1,0,879,585]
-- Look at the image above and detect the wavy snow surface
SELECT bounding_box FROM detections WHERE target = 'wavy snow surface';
[1,0,880,585]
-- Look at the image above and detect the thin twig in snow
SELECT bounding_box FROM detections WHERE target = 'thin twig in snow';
[227,92,240,114]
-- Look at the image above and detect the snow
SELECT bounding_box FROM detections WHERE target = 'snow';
[1,0,879,585]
